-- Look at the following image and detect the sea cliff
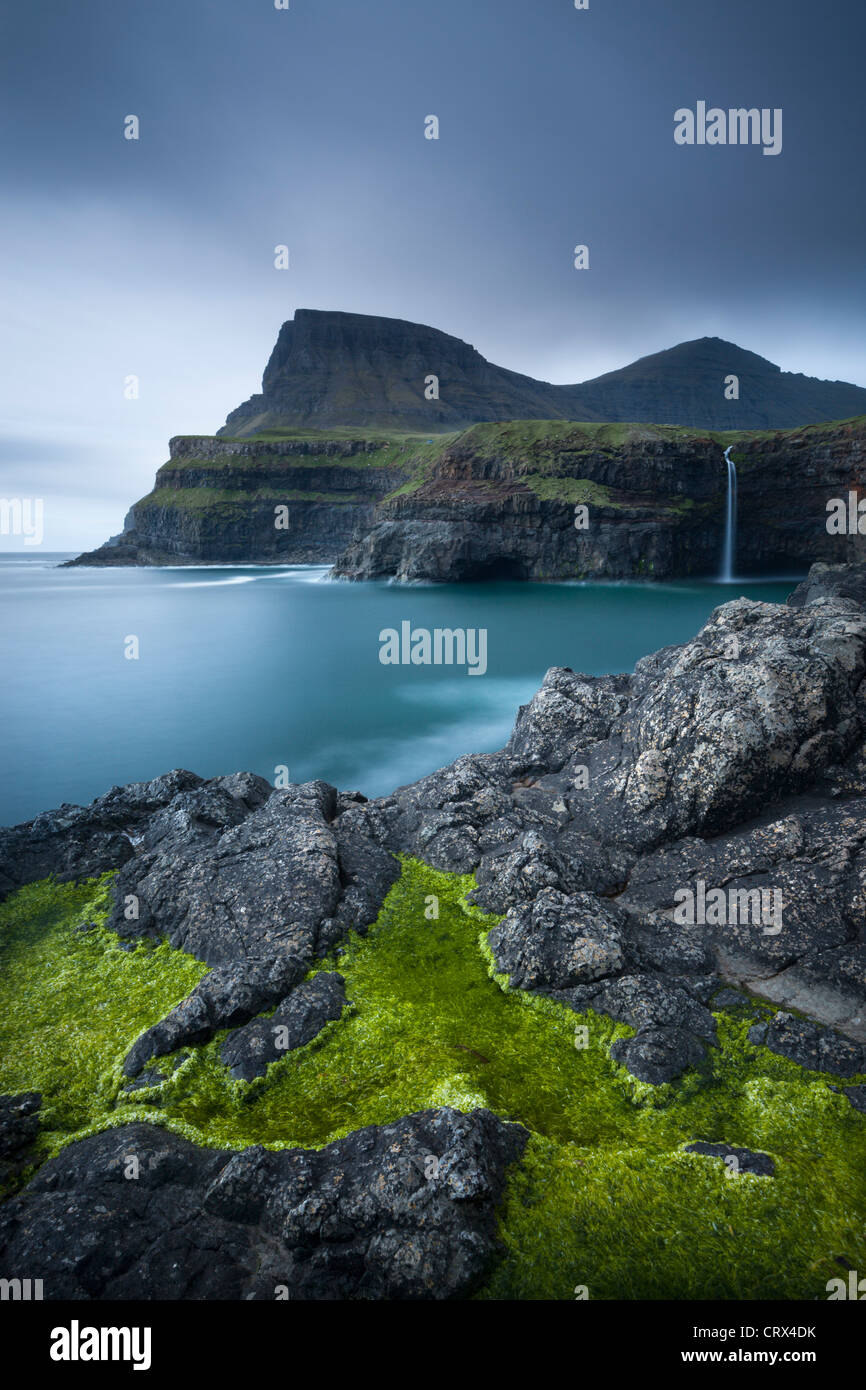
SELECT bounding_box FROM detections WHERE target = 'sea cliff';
[67,416,866,580]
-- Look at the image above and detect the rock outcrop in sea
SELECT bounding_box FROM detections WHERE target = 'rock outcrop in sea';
[1,562,865,1297]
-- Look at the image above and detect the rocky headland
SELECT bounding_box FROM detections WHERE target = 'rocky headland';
[1,562,865,1299]
[332,415,866,581]
[66,311,866,578]
[66,416,866,580]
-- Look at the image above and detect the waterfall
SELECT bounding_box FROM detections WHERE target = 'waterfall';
[720,445,738,582]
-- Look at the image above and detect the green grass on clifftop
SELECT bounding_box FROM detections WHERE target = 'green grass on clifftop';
[136,415,866,521]
[1,865,864,1298]
[140,486,370,511]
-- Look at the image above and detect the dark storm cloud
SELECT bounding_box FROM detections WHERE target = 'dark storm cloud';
[1,0,864,546]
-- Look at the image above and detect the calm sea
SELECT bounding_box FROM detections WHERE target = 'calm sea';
[0,554,801,826]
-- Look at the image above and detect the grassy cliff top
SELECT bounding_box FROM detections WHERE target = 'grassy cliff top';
[456,413,866,452]
[173,413,866,461]
[138,413,866,518]
[162,433,458,475]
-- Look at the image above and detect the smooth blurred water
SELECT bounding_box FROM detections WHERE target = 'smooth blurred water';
[0,555,803,826]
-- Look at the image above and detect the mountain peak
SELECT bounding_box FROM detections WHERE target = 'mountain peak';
[219,311,866,435]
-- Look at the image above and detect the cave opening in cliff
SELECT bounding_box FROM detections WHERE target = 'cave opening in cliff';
[462,557,529,581]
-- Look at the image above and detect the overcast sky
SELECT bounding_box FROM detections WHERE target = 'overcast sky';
[2,0,864,548]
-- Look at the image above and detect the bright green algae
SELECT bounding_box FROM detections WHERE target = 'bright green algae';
[1,861,864,1299]
[0,875,207,1160]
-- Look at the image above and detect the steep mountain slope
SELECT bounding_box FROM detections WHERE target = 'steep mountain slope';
[220,311,575,435]
[565,337,866,431]
[220,310,866,434]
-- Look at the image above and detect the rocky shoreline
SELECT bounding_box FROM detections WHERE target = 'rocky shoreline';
[1,560,865,1298]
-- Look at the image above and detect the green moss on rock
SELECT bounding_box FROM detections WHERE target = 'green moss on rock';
[1,862,864,1299]
[0,876,208,1158]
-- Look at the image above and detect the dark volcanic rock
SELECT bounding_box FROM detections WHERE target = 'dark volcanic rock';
[575,595,866,850]
[611,1026,708,1085]
[123,956,310,1077]
[788,562,866,612]
[0,1110,528,1300]
[110,782,344,966]
[0,1093,41,1191]
[747,1012,866,1078]
[221,974,347,1082]
[326,825,401,944]
[684,1142,776,1177]
[488,888,626,991]
[471,831,575,913]
[101,788,392,1072]
[481,862,721,1080]
[121,1070,165,1094]
[336,752,515,875]
[578,973,719,1083]
[505,669,631,776]
[581,974,719,1045]
[836,1085,866,1114]
[711,988,760,1013]
[0,769,208,898]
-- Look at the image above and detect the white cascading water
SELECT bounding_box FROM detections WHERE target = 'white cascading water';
[720,444,738,582]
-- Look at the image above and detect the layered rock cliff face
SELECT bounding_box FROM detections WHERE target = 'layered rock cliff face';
[66,416,866,577]
[66,432,450,566]
[333,416,866,581]
[222,310,866,434]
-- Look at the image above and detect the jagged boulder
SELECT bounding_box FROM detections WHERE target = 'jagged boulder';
[0,1109,528,1300]
[0,1093,41,1191]
[488,888,627,991]
[221,974,347,1082]
[571,594,866,851]
[747,1012,866,1077]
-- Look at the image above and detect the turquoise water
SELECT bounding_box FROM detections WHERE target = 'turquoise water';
[0,556,802,827]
